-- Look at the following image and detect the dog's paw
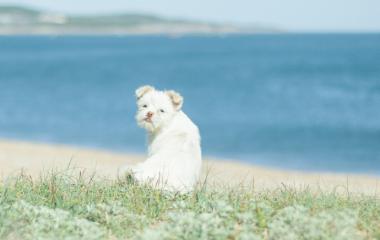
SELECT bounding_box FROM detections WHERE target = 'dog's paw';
[118,166,137,184]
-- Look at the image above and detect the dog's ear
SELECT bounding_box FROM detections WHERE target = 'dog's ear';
[166,90,183,111]
[136,85,154,99]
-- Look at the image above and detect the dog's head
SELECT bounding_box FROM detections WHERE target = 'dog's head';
[135,85,183,132]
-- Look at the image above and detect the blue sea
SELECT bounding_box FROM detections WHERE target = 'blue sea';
[0,34,379,174]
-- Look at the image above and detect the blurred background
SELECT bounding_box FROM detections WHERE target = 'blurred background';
[0,0,379,174]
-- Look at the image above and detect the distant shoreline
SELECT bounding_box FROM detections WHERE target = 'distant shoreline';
[1,32,379,37]
[0,31,257,36]
[0,6,280,35]
[0,28,271,36]
[0,28,258,36]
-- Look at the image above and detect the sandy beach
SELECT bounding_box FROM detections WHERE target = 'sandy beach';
[1,139,379,195]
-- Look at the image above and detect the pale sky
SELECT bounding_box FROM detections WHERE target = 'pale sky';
[1,0,380,32]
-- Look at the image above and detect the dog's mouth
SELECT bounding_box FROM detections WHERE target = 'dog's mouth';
[144,117,153,123]
[139,117,156,132]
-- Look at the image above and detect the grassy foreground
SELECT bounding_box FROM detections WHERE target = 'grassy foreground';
[0,169,379,240]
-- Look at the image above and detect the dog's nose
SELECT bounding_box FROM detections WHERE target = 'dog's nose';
[146,112,153,118]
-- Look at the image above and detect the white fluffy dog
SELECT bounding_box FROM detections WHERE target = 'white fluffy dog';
[123,85,202,192]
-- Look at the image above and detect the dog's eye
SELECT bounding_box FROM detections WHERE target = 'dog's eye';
[142,104,147,108]
[160,109,165,113]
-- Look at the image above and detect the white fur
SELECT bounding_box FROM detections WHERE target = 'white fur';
[123,85,202,193]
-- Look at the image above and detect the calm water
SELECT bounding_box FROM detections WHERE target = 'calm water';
[0,34,379,174]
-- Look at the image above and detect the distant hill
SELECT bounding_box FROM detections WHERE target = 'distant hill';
[0,6,279,35]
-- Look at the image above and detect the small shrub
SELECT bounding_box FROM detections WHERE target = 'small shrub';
[0,200,105,240]
[77,201,149,237]
[268,205,362,240]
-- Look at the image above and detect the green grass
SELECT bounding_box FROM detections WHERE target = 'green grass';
[0,169,379,240]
